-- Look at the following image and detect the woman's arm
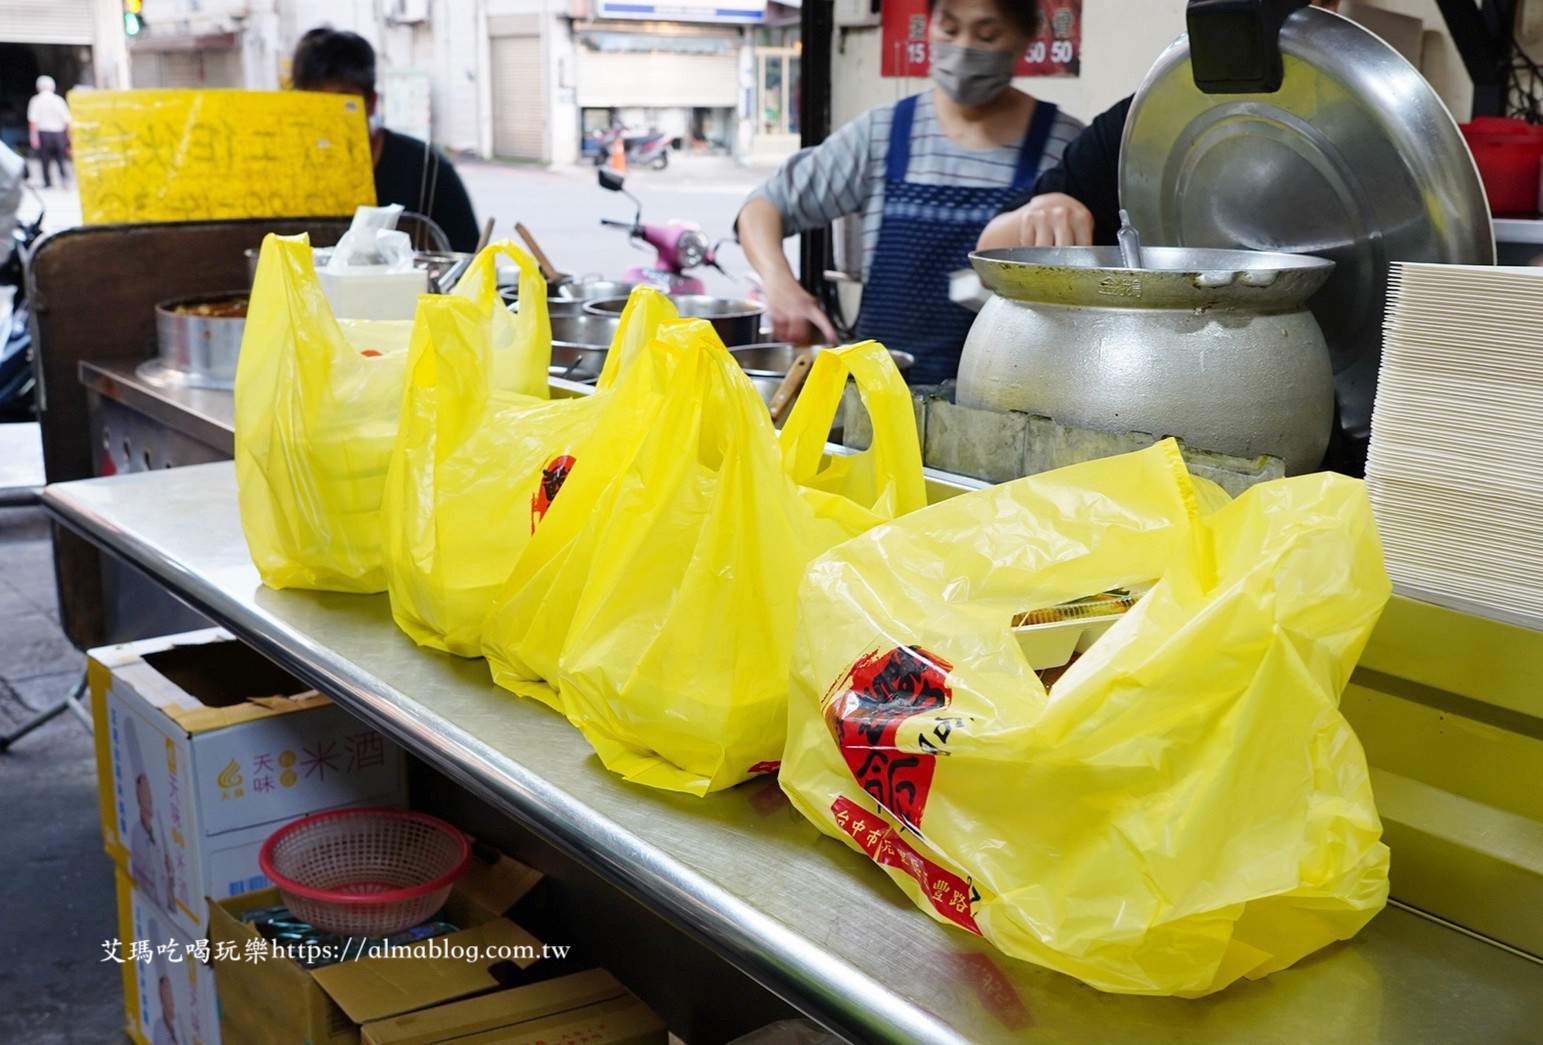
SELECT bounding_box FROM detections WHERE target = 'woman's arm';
[735,113,875,344]
[737,197,838,344]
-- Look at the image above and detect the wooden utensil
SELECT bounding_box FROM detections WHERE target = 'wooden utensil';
[474,216,496,254]
[768,349,814,424]
[515,222,569,285]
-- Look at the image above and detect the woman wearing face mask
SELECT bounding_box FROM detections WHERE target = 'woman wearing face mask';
[736,0,1082,384]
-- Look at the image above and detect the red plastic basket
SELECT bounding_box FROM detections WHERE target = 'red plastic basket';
[258,808,471,937]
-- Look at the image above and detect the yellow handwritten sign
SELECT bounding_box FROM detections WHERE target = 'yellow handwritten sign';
[71,89,377,224]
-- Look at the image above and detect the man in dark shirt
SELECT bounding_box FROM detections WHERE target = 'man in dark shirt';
[291,28,481,253]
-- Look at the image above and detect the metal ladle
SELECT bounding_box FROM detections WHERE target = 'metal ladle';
[1117,209,1144,269]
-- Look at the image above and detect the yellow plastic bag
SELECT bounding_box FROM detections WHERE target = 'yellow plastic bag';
[781,440,1391,996]
[779,341,927,537]
[235,234,548,593]
[382,286,678,656]
[481,330,925,794]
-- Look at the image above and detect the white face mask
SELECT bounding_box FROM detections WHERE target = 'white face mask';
[930,42,1018,107]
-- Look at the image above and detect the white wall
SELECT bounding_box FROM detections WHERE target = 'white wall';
[831,0,1189,127]
[1341,0,1473,120]
[831,0,1474,131]
[91,0,131,88]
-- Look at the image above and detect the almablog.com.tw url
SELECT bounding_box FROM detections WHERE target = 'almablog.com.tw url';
[104,938,572,965]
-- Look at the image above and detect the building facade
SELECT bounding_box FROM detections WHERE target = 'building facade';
[1,0,800,166]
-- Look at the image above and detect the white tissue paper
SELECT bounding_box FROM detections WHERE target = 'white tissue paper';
[317,203,427,320]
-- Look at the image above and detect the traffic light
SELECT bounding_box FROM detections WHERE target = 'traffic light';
[123,0,143,35]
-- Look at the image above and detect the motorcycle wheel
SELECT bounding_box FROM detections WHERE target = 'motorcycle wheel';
[651,151,669,171]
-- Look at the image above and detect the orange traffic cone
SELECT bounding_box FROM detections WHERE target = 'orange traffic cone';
[610,136,627,175]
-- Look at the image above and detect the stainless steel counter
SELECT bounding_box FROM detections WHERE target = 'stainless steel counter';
[43,461,1543,1043]
[80,359,237,458]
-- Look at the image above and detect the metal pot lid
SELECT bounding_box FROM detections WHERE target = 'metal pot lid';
[970,245,1333,310]
[1120,5,1494,447]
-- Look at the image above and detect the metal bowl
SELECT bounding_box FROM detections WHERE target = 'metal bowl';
[550,344,604,383]
[584,295,765,347]
[151,292,250,390]
[546,314,623,382]
[503,292,590,318]
[557,279,660,302]
[550,314,622,349]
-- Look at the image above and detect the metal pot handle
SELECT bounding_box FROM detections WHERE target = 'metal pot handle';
[1186,0,1310,94]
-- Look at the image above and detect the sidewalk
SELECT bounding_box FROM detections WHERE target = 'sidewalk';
[0,504,124,1043]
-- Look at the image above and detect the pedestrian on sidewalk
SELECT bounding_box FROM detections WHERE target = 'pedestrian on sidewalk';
[28,76,72,188]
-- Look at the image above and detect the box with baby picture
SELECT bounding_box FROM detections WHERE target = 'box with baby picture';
[91,628,408,940]
[116,870,221,1045]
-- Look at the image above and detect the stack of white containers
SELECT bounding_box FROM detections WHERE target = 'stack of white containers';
[1365,261,1543,630]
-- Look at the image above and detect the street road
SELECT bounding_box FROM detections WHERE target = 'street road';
[458,155,788,300]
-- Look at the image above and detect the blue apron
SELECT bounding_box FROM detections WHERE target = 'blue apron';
[855,93,1059,386]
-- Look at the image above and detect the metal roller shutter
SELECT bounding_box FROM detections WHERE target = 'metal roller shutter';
[576,51,738,108]
[0,0,92,44]
[134,51,241,89]
[490,34,547,163]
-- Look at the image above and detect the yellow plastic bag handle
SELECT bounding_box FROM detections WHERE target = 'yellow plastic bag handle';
[596,286,680,391]
[780,340,927,522]
[399,295,494,464]
[450,240,551,398]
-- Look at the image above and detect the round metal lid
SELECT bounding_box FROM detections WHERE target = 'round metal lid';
[1120,6,1494,455]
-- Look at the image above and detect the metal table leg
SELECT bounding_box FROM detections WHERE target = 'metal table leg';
[0,671,90,753]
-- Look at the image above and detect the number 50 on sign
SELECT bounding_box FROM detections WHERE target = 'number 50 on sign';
[880,0,1081,79]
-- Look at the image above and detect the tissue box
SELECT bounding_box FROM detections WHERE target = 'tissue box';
[318,267,428,320]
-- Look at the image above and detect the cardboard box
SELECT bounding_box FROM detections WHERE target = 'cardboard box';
[90,628,409,939]
[209,845,546,1045]
[361,969,667,1045]
[117,871,221,1045]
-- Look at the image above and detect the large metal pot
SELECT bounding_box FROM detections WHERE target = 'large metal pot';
[584,295,765,347]
[145,292,249,390]
[957,247,1336,474]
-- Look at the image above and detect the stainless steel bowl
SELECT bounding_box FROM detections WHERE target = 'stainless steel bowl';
[550,314,622,348]
[546,314,623,381]
[584,294,765,346]
[557,279,660,302]
[550,345,604,383]
[504,292,589,318]
[147,292,250,390]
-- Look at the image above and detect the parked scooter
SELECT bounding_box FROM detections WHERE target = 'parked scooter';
[597,167,721,296]
[591,126,672,171]
[0,173,42,422]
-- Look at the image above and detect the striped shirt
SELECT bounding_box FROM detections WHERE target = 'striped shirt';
[748,91,1083,280]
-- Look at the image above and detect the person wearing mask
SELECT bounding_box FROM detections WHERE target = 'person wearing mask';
[978,0,1342,249]
[290,28,480,253]
[736,0,1083,385]
[27,76,72,189]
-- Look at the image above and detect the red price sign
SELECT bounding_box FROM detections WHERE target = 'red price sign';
[881,0,1082,79]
